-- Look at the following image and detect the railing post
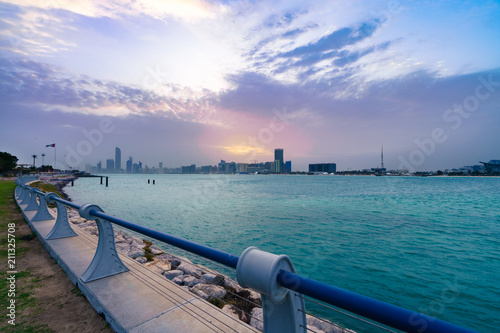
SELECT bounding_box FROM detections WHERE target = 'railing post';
[44,193,78,239]
[15,180,21,198]
[79,204,129,282]
[19,185,31,205]
[24,187,40,211]
[236,247,306,333]
[31,191,55,222]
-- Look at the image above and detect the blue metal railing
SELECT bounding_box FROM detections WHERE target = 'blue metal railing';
[15,177,479,333]
[89,209,240,269]
[277,271,476,333]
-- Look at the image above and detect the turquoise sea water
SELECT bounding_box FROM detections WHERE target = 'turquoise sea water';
[65,174,500,332]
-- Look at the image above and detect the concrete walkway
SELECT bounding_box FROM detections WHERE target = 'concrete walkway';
[17,199,258,333]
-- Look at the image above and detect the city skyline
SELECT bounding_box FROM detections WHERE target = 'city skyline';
[1,1,499,172]
[83,145,482,174]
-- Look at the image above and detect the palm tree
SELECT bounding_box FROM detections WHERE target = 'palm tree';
[32,154,37,168]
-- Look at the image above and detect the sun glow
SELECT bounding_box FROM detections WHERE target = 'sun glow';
[217,145,270,156]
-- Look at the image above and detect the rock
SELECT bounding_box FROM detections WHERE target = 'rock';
[250,307,263,331]
[149,245,163,255]
[128,248,145,258]
[190,284,226,301]
[306,315,344,333]
[135,257,147,264]
[146,264,165,275]
[156,253,190,266]
[163,270,184,280]
[201,273,216,283]
[79,221,96,228]
[155,260,171,272]
[222,305,240,321]
[212,274,225,286]
[116,242,131,251]
[130,237,145,248]
[177,262,203,277]
[183,276,203,287]
[71,217,87,224]
[248,290,261,303]
[115,235,128,243]
[172,276,184,285]
[200,273,225,286]
[223,278,244,293]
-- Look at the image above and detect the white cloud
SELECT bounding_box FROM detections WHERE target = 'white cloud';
[2,0,219,22]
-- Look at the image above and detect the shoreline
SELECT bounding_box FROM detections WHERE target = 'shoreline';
[46,178,353,333]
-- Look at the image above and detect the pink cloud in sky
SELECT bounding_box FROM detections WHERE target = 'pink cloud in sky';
[197,107,313,166]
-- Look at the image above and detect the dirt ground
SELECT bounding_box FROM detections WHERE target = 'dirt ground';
[0,181,114,332]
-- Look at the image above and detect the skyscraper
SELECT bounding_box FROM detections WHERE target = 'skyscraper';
[126,156,133,173]
[106,159,115,172]
[115,147,121,172]
[274,148,284,173]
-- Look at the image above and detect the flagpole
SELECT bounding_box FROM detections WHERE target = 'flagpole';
[54,144,56,172]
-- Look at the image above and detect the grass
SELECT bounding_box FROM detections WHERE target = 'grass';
[27,181,62,196]
[0,180,112,333]
[0,181,51,332]
[142,239,156,262]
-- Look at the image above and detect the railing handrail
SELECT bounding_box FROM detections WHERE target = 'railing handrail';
[277,270,476,333]
[21,180,478,333]
[89,209,240,269]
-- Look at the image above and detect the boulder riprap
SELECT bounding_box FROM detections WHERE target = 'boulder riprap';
[57,201,355,333]
[190,284,226,301]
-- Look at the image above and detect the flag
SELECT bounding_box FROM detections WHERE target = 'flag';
[46,143,55,147]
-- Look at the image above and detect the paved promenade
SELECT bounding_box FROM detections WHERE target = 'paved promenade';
[17,199,258,333]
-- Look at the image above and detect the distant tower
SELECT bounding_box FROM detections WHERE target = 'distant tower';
[115,147,121,172]
[126,156,133,173]
[381,146,384,170]
[274,148,284,173]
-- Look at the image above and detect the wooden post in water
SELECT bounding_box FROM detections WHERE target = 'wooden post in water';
[106,177,108,187]
[148,179,150,184]
[100,176,103,185]
[153,180,155,185]
[71,181,74,186]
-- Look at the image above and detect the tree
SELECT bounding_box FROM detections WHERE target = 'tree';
[0,152,18,173]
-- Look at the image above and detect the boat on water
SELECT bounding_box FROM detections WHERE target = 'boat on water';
[479,160,500,173]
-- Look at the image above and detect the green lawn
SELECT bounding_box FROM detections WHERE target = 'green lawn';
[0,181,52,332]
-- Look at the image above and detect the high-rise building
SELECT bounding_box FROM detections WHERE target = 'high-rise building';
[106,159,115,172]
[182,164,196,174]
[274,148,284,173]
[285,161,292,173]
[309,163,336,173]
[126,156,133,173]
[218,160,226,173]
[115,147,121,172]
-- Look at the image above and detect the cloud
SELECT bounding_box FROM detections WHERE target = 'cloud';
[280,20,379,58]
[0,0,219,22]
[0,55,218,123]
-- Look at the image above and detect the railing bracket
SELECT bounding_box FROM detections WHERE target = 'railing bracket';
[79,204,129,282]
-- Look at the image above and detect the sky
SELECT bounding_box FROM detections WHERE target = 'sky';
[0,0,499,172]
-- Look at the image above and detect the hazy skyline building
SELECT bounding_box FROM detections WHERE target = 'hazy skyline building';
[126,156,133,173]
[309,163,336,173]
[274,148,284,173]
[115,147,121,172]
[106,158,115,171]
